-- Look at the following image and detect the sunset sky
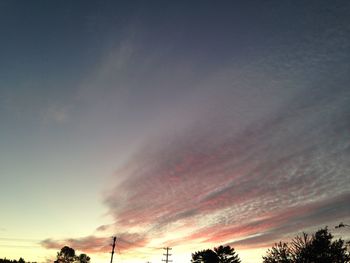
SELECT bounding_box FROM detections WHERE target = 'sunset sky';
[0,1,350,262]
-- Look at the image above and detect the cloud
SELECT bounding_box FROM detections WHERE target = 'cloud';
[41,232,149,254]
[40,7,350,253]
[100,80,350,250]
[96,224,110,232]
[226,193,350,248]
[41,236,110,254]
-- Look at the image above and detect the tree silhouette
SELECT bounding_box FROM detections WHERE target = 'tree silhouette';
[262,242,293,263]
[54,246,90,263]
[296,228,350,262]
[192,249,219,263]
[263,227,350,263]
[214,246,241,263]
[77,254,90,263]
[55,246,76,263]
[0,258,35,263]
[191,245,241,263]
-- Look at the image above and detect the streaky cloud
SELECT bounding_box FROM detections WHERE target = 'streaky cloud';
[101,79,350,249]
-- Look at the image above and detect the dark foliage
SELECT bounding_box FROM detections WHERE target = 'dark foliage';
[262,242,293,263]
[192,249,219,263]
[0,258,35,263]
[54,246,90,263]
[214,246,241,263]
[263,227,350,263]
[192,245,241,263]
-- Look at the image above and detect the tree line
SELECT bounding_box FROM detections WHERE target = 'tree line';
[191,227,350,263]
[0,258,35,263]
[0,246,89,263]
[1,227,349,262]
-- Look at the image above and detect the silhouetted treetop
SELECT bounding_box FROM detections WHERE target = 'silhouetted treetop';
[54,246,90,263]
[192,245,241,263]
[0,258,35,263]
[263,227,350,263]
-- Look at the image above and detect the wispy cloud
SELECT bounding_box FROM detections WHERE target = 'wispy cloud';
[97,81,350,249]
[41,236,110,254]
[41,232,149,254]
[39,5,350,255]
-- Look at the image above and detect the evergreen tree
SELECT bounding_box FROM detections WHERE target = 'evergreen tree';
[192,245,241,263]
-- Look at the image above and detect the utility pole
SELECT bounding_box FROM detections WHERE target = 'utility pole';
[110,236,117,263]
[162,247,172,263]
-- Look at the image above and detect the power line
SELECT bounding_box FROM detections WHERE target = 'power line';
[118,238,161,250]
[116,246,157,256]
[115,246,128,263]
[117,243,160,252]
[117,245,153,263]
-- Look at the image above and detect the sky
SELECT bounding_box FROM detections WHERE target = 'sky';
[0,1,350,262]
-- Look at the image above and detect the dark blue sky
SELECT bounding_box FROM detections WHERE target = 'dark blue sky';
[2,1,349,77]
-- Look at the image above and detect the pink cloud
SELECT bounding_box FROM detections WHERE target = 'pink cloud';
[41,236,111,254]
[42,90,350,254]
[100,100,350,251]
[41,233,149,254]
